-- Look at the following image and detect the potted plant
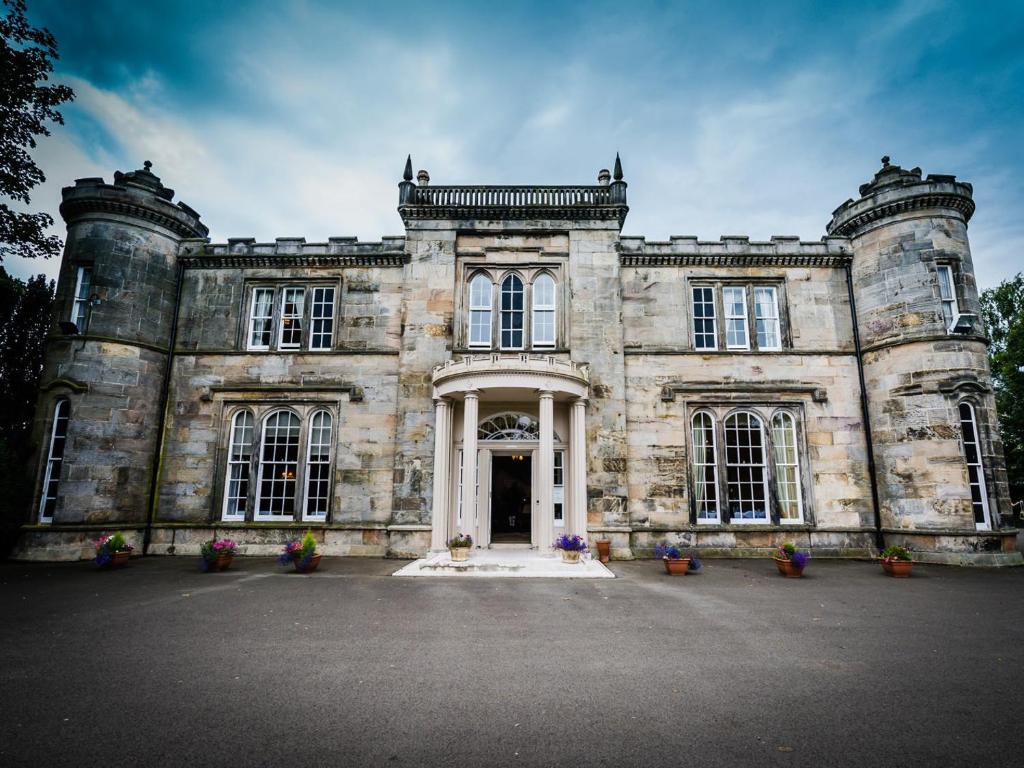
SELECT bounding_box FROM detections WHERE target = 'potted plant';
[880,544,913,577]
[448,533,472,561]
[654,542,692,575]
[773,542,809,578]
[94,533,133,568]
[554,533,587,563]
[595,539,611,564]
[279,531,321,573]
[201,538,237,572]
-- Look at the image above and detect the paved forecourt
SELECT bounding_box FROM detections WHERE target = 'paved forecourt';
[1,556,1023,767]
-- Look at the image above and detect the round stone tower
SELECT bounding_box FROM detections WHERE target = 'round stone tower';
[19,163,207,559]
[828,158,1017,564]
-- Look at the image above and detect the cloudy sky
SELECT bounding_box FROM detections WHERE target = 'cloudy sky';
[7,0,1023,288]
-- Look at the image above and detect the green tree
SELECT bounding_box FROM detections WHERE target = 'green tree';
[1,0,74,261]
[0,266,53,552]
[980,274,1024,508]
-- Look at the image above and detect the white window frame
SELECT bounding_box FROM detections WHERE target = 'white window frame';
[531,273,557,348]
[254,410,302,521]
[468,274,493,349]
[309,287,336,351]
[499,273,525,350]
[723,286,750,350]
[71,266,92,331]
[456,449,464,526]
[692,286,717,350]
[277,287,305,350]
[553,450,565,527]
[937,265,959,333]
[222,410,255,520]
[770,411,804,524]
[691,411,720,524]
[302,410,333,520]
[38,399,70,523]
[247,287,275,351]
[754,286,782,351]
[724,411,770,523]
[958,402,991,530]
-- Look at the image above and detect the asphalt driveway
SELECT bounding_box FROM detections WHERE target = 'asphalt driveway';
[1,556,1022,767]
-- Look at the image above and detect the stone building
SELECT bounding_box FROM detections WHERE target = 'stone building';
[14,155,1020,565]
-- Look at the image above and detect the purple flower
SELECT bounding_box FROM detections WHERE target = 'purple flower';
[792,551,810,569]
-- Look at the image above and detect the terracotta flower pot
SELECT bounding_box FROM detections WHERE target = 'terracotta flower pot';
[293,553,322,573]
[99,551,131,568]
[663,557,691,575]
[595,540,611,564]
[774,557,804,578]
[450,547,470,562]
[882,559,913,578]
[561,550,581,563]
[205,554,233,572]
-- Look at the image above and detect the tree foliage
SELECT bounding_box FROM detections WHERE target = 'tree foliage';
[1,0,74,261]
[980,273,1024,505]
[0,265,54,551]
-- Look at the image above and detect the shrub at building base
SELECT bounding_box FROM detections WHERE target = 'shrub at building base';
[94,533,133,568]
[279,532,321,573]
[554,533,587,563]
[448,533,472,561]
[200,538,237,572]
[773,542,809,578]
[880,544,914,578]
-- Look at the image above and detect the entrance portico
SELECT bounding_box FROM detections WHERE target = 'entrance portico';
[429,355,590,552]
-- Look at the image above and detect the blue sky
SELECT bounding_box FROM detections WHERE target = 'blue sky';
[7,0,1024,287]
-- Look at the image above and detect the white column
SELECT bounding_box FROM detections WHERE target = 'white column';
[570,398,588,540]
[429,398,451,551]
[460,391,479,541]
[537,390,555,551]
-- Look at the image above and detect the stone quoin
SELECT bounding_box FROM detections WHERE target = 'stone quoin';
[15,156,1020,565]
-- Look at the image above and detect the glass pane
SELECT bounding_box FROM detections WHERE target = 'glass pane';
[724,412,767,520]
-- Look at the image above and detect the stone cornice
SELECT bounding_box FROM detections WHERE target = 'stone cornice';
[60,196,208,239]
[201,383,364,402]
[661,381,829,403]
[179,237,409,269]
[828,191,975,237]
[618,235,852,267]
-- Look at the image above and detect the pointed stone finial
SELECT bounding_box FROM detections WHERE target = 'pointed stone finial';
[881,155,890,168]
[403,155,413,181]
[143,160,153,172]
[613,153,623,181]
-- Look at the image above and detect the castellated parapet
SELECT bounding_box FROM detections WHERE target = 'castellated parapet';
[831,158,1010,558]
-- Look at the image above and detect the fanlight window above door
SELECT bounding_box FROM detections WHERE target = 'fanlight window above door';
[478,412,559,441]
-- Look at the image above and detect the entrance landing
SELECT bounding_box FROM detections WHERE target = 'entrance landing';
[393,548,614,579]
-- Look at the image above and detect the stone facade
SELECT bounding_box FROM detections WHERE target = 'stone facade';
[14,156,1020,565]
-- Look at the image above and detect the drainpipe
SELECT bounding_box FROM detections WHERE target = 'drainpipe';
[143,262,184,555]
[845,262,884,552]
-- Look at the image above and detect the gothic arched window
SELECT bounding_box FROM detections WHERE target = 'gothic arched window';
[468,274,492,348]
[222,410,255,520]
[500,274,525,349]
[532,273,556,347]
[39,398,70,523]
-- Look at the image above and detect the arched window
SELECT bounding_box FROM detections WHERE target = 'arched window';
[468,274,492,348]
[222,410,255,520]
[958,402,990,529]
[771,412,803,522]
[303,410,333,520]
[38,399,70,523]
[500,274,524,349]
[478,412,542,441]
[532,273,556,348]
[256,410,301,519]
[691,411,719,523]
[724,412,768,521]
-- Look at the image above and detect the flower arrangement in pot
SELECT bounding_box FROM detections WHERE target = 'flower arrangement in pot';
[279,531,321,573]
[94,533,133,568]
[201,538,237,572]
[554,533,587,563]
[448,533,473,562]
[880,544,913,578]
[773,542,809,578]
[654,542,701,575]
